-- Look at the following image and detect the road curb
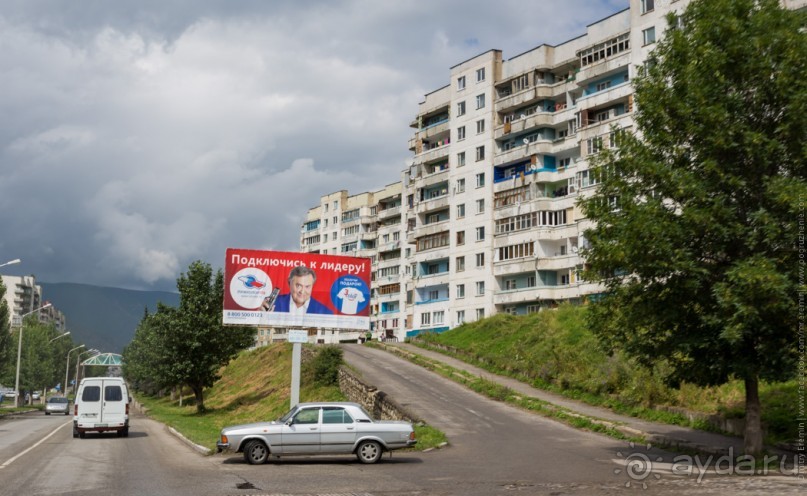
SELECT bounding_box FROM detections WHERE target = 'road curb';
[166,425,213,456]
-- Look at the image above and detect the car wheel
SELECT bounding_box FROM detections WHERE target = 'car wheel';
[72,426,79,439]
[243,440,269,465]
[356,440,382,464]
[78,431,85,439]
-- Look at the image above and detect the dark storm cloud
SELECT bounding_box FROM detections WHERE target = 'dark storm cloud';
[0,0,627,290]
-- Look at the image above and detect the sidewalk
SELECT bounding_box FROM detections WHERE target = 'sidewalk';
[386,342,792,459]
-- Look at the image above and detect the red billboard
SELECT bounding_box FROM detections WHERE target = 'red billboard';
[223,248,371,330]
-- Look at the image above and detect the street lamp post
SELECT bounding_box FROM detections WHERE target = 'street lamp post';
[39,331,70,403]
[13,303,52,407]
[65,345,85,398]
[74,349,99,394]
[0,258,21,269]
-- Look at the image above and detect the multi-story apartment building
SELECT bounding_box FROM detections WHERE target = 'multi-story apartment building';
[1,274,67,331]
[299,0,803,342]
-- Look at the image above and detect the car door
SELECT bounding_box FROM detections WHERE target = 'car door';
[319,406,357,454]
[100,381,126,427]
[279,407,321,454]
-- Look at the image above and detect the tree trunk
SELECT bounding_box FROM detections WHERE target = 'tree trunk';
[744,374,763,455]
[192,384,205,413]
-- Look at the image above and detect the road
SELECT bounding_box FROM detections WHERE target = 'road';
[0,345,802,495]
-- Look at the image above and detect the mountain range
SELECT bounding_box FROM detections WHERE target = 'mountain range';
[40,282,180,354]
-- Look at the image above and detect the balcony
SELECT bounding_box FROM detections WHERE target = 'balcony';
[493,141,553,167]
[375,291,401,302]
[494,283,595,305]
[494,83,562,114]
[494,112,555,140]
[411,120,450,146]
[375,273,401,284]
[416,272,450,287]
[415,195,450,214]
[417,169,449,189]
[377,205,402,220]
[360,232,376,241]
[492,258,537,277]
[578,81,632,111]
[574,52,631,88]
[415,143,450,164]
[534,254,580,271]
[413,220,449,239]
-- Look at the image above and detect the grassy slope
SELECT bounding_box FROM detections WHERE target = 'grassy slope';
[416,305,796,446]
[136,343,446,452]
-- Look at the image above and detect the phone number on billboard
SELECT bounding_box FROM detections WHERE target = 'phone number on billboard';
[226,311,263,318]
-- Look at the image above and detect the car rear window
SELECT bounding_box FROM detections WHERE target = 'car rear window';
[82,386,101,402]
[105,386,123,402]
[50,397,68,404]
[322,407,354,424]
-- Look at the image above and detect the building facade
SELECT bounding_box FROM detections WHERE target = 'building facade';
[1,275,67,331]
[298,0,804,342]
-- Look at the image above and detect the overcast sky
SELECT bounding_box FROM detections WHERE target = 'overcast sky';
[0,0,628,292]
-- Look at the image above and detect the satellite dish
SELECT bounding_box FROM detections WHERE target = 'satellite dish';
[572,246,579,253]
[523,138,530,145]
[520,114,526,119]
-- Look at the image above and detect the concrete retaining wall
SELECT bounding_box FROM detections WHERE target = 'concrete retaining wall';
[338,366,421,424]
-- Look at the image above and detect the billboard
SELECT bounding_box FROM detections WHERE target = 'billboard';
[223,248,371,330]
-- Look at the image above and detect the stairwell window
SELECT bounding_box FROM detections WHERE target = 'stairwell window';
[457,126,466,141]
[640,0,654,14]
[457,76,466,91]
[476,145,485,161]
[476,94,486,109]
[643,27,656,46]
[457,101,466,116]
[476,67,485,82]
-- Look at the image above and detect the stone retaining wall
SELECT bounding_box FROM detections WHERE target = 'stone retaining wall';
[338,366,421,424]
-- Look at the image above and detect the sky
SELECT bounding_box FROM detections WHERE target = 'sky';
[0,0,628,292]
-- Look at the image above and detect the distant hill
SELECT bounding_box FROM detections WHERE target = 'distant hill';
[40,283,180,354]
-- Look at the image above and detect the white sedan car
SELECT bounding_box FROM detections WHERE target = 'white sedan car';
[217,402,416,464]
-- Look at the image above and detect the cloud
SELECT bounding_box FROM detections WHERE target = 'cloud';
[0,0,627,290]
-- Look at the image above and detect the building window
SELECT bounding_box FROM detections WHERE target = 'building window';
[475,281,485,296]
[457,126,466,141]
[457,76,466,90]
[475,146,485,161]
[456,256,465,272]
[476,119,485,134]
[476,93,485,109]
[475,253,485,267]
[476,308,485,320]
[457,204,466,219]
[428,289,439,300]
[643,26,656,46]
[456,230,465,245]
[433,311,445,325]
[457,310,465,324]
[476,199,485,214]
[476,67,485,82]
[498,241,535,261]
[417,231,450,251]
[640,0,654,14]
[475,226,485,241]
[457,152,466,168]
[421,313,431,326]
[457,101,466,116]
[527,275,536,287]
[456,284,465,298]
[476,173,485,188]
[456,177,466,192]
[505,279,517,290]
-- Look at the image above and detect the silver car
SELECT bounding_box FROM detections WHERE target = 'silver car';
[217,402,417,465]
[45,396,70,415]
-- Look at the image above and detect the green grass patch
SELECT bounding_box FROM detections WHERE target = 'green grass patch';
[408,305,797,446]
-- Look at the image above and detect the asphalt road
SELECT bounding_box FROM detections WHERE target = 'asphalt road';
[0,345,802,495]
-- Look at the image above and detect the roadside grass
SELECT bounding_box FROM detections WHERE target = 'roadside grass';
[400,305,797,447]
[135,343,445,453]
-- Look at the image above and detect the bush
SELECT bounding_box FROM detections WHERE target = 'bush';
[305,346,344,387]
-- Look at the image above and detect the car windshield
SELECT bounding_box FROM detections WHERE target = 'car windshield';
[277,406,300,423]
[48,397,68,403]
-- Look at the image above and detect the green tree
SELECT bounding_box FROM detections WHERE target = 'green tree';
[0,278,12,385]
[124,261,254,412]
[579,0,805,455]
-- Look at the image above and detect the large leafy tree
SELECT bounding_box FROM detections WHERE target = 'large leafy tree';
[579,0,805,455]
[123,261,254,412]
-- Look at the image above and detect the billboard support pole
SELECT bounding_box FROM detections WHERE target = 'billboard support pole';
[290,342,301,409]
[288,329,309,409]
